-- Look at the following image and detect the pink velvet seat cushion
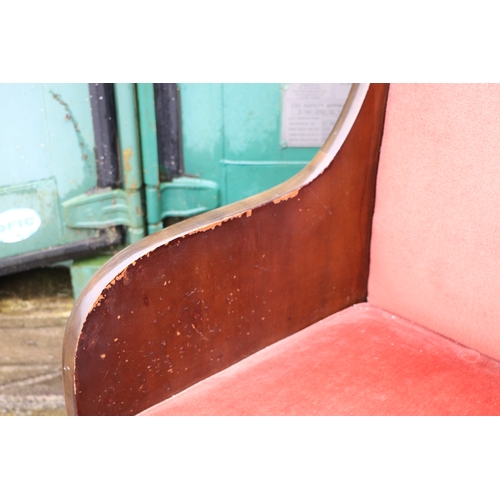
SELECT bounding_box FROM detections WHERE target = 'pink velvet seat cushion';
[139,303,500,416]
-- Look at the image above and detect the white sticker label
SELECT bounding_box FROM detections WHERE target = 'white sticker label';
[281,83,352,147]
[0,208,42,243]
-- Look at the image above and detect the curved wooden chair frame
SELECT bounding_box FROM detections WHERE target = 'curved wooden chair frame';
[63,83,389,416]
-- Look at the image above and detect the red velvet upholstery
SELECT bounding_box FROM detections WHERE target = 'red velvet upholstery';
[140,304,500,416]
[369,84,500,361]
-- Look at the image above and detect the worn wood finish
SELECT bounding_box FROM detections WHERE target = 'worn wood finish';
[63,84,389,415]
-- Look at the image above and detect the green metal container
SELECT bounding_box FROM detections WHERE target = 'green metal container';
[140,83,351,232]
[0,83,350,298]
[0,84,145,277]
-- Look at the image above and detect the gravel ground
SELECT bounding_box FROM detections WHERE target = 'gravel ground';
[0,268,73,416]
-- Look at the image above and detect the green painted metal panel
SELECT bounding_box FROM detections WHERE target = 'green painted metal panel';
[1,83,349,295]
[142,83,348,225]
[114,83,146,244]
[222,84,319,162]
[0,85,52,186]
[177,83,335,206]
[40,83,97,202]
[137,83,161,230]
[114,83,143,192]
[62,189,143,229]
[223,84,280,161]
[70,253,117,299]
[1,84,140,297]
[0,178,63,258]
[0,84,105,261]
[159,177,218,218]
[137,83,160,187]
[141,84,225,233]
[178,83,224,185]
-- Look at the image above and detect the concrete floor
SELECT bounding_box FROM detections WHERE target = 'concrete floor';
[0,268,74,416]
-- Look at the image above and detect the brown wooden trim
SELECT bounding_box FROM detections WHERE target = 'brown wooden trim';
[63,84,390,415]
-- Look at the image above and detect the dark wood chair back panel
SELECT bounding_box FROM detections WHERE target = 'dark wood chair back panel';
[63,84,389,415]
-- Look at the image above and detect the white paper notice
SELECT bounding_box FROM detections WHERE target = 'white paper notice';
[281,83,352,148]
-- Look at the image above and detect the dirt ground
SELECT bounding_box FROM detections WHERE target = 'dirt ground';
[0,267,74,416]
